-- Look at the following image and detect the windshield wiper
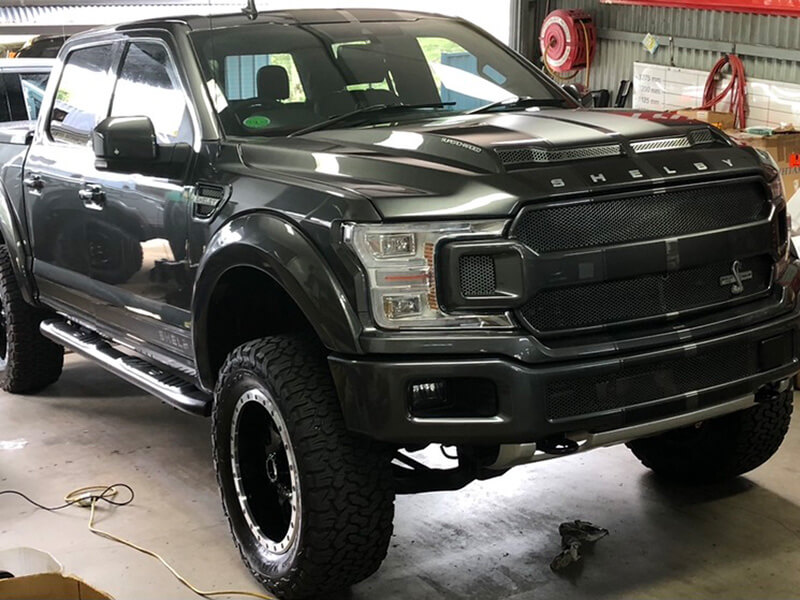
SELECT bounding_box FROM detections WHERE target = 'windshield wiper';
[289,102,455,137]
[467,96,567,115]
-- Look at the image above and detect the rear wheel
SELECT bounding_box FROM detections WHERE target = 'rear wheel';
[213,335,395,599]
[0,245,63,393]
[627,388,793,482]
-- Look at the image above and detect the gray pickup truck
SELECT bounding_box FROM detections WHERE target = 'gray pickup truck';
[0,8,797,599]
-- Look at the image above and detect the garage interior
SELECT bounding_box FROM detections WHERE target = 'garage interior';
[1,1,800,599]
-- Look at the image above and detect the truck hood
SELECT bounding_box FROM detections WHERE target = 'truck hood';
[238,108,765,220]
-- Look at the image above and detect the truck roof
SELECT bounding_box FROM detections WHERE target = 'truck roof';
[74,7,447,38]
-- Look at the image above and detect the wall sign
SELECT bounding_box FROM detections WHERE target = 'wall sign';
[601,0,800,17]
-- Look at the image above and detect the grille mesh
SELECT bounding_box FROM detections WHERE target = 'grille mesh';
[545,340,758,421]
[512,182,768,253]
[520,256,772,332]
[459,255,496,297]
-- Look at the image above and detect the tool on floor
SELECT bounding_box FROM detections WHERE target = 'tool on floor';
[1,484,278,600]
[550,519,609,572]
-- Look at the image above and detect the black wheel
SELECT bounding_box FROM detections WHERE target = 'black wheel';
[627,389,793,482]
[212,335,395,599]
[0,245,64,393]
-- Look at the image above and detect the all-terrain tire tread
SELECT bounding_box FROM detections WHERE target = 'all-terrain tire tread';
[212,335,394,599]
[0,245,63,393]
[627,390,793,482]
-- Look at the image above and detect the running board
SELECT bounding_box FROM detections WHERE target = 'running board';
[40,319,211,416]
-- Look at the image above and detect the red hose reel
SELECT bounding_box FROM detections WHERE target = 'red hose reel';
[539,9,597,73]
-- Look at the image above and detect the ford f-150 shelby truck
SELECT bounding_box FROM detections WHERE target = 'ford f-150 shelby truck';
[0,8,797,598]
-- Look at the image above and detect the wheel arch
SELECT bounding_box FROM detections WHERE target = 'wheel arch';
[0,178,35,305]
[192,212,363,390]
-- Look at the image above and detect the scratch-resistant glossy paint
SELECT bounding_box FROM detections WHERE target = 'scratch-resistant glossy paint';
[0,7,795,404]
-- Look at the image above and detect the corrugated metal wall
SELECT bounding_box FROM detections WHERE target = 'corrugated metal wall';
[529,0,800,96]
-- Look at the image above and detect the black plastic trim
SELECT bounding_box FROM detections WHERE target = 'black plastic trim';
[331,306,800,444]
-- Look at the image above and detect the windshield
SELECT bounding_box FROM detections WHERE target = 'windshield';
[190,16,571,137]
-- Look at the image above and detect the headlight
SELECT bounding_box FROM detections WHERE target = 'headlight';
[344,221,514,329]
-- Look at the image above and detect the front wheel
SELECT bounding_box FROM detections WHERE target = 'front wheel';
[627,388,793,482]
[0,245,63,393]
[212,335,395,599]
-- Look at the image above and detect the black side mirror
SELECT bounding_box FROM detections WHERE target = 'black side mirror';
[93,115,157,163]
[562,84,594,108]
[93,116,192,179]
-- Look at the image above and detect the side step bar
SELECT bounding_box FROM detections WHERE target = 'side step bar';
[40,319,211,416]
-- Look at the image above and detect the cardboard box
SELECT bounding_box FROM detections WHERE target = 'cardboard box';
[0,548,112,600]
[676,109,737,131]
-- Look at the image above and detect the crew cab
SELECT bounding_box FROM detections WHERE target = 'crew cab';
[0,9,796,599]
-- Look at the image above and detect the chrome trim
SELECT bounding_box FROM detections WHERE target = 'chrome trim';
[632,129,716,154]
[487,394,757,470]
[40,318,210,415]
[631,136,692,153]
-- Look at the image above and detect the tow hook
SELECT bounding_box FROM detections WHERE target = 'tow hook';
[537,436,580,455]
[755,379,791,403]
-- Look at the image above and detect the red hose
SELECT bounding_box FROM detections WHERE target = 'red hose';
[700,54,747,129]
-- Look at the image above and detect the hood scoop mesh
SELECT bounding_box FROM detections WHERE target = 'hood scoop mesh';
[631,129,716,154]
[496,128,718,169]
[496,144,622,167]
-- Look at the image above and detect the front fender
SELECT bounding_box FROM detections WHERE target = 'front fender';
[0,178,35,304]
[192,212,363,388]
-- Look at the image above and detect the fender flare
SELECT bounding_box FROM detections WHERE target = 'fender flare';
[0,178,35,304]
[192,212,363,388]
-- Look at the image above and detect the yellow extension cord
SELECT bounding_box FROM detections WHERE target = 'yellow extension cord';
[64,486,277,600]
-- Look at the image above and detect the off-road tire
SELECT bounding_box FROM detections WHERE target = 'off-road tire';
[212,335,395,599]
[0,245,64,393]
[627,389,793,482]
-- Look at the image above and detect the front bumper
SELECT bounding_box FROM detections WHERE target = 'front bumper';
[329,306,800,445]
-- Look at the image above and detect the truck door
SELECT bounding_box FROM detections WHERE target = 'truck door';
[85,39,196,360]
[24,42,118,322]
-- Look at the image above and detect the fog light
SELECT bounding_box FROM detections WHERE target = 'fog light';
[409,378,498,418]
[383,294,422,319]
[409,381,450,413]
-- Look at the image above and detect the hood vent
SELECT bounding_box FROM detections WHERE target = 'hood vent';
[631,129,716,154]
[496,143,622,167]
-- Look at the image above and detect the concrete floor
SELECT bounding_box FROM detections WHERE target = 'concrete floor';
[2,354,800,599]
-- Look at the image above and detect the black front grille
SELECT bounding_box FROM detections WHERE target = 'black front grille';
[459,254,496,297]
[546,339,760,421]
[513,181,768,253]
[521,257,773,332]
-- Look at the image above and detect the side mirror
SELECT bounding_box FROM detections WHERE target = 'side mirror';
[93,116,157,163]
[92,116,192,179]
[562,84,594,108]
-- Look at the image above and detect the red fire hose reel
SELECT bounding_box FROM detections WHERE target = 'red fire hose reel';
[539,9,597,74]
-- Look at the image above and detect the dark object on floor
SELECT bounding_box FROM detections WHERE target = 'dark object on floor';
[0,571,13,580]
[550,520,609,572]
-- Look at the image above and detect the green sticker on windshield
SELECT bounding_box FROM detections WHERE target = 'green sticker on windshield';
[243,115,271,129]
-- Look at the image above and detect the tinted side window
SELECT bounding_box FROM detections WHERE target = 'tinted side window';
[50,45,113,145]
[19,72,49,120]
[111,42,193,145]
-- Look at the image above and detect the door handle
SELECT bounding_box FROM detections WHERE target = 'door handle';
[79,184,105,210]
[23,174,43,191]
